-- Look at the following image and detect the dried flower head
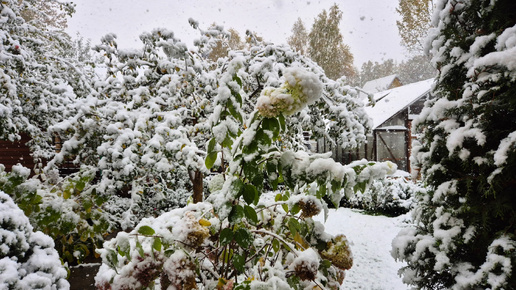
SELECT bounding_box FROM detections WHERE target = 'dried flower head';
[298,196,322,218]
[162,250,198,289]
[184,212,210,248]
[289,248,320,281]
[320,234,353,270]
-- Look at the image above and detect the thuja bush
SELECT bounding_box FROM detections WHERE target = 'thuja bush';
[0,164,112,264]
[0,190,69,289]
[95,68,396,289]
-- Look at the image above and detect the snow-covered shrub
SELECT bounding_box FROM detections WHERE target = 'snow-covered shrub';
[0,164,112,264]
[95,67,397,289]
[347,176,424,216]
[392,0,516,288]
[0,190,69,289]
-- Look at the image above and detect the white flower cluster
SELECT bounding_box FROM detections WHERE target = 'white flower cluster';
[256,68,323,117]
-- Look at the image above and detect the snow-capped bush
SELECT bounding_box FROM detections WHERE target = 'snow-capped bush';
[95,66,396,289]
[0,165,112,264]
[347,175,424,216]
[0,190,69,289]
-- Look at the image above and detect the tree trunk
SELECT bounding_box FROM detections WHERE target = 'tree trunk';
[190,170,203,203]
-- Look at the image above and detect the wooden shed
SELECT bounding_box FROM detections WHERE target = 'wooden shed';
[318,78,434,176]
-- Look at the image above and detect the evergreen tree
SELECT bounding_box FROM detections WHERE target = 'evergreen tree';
[308,4,355,80]
[392,0,516,288]
[287,18,309,55]
[0,190,69,289]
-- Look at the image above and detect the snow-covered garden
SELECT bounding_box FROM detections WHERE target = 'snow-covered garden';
[1,0,516,289]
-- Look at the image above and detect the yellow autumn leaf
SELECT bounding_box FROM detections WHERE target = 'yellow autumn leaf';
[294,232,310,250]
[199,218,211,227]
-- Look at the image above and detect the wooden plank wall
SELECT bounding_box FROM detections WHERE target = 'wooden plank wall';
[0,134,35,172]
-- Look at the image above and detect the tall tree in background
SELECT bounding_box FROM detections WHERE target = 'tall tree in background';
[287,18,309,55]
[208,26,244,61]
[397,54,436,84]
[19,0,74,30]
[396,0,433,53]
[308,4,355,80]
[359,59,398,86]
[392,0,516,288]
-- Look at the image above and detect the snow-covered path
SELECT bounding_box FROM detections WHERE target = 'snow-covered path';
[315,208,410,289]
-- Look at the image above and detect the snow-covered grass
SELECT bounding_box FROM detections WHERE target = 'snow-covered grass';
[315,208,410,289]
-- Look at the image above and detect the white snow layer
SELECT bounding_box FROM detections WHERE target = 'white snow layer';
[314,208,409,289]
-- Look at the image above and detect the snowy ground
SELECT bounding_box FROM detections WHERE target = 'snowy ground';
[315,208,410,289]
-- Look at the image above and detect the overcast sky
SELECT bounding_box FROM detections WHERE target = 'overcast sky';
[66,0,407,67]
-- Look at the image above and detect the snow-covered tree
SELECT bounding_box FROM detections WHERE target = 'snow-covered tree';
[392,0,516,288]
[0,0,88,166]
[396,0,433,53]
[208,26,244,61]
[47,22,372,226]
[0,189,69,289]
[397,54,436,84]
[308,4,355,80]
[288,18,309,55]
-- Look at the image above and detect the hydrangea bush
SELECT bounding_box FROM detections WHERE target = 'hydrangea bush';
[95,67,397,289]
[0,190,69,289]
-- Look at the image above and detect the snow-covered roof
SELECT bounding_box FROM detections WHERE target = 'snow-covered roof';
[362,74,399,93]
[364,78,434,129]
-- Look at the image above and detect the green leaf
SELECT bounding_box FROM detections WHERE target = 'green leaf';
[106,249,119,268]
[288,218,300,236]
[234,228,252,248]
[222,135,233,149]
[316,184,327,199]
[233,253,245,272]
[135,240,145,258]
[220,228,234,246]
[242,184,257,205]
[262,117,280,139]
[244,205,258,225]
[233,74,242,87]
[278,114,286,131]
[353,181,367,193]
[138,225,155,236]
[229,205,244,224]
[272,239,280,252]
[207,138,216,153]
[205,152,218,169]
[76,180,86,192]
[227,101,243,123]
[31,194,42,205]
[117,238,130,258]
[153,237,162,252]
[291,203,300,215]
[275,193,282,202]
[232,179,245,197]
